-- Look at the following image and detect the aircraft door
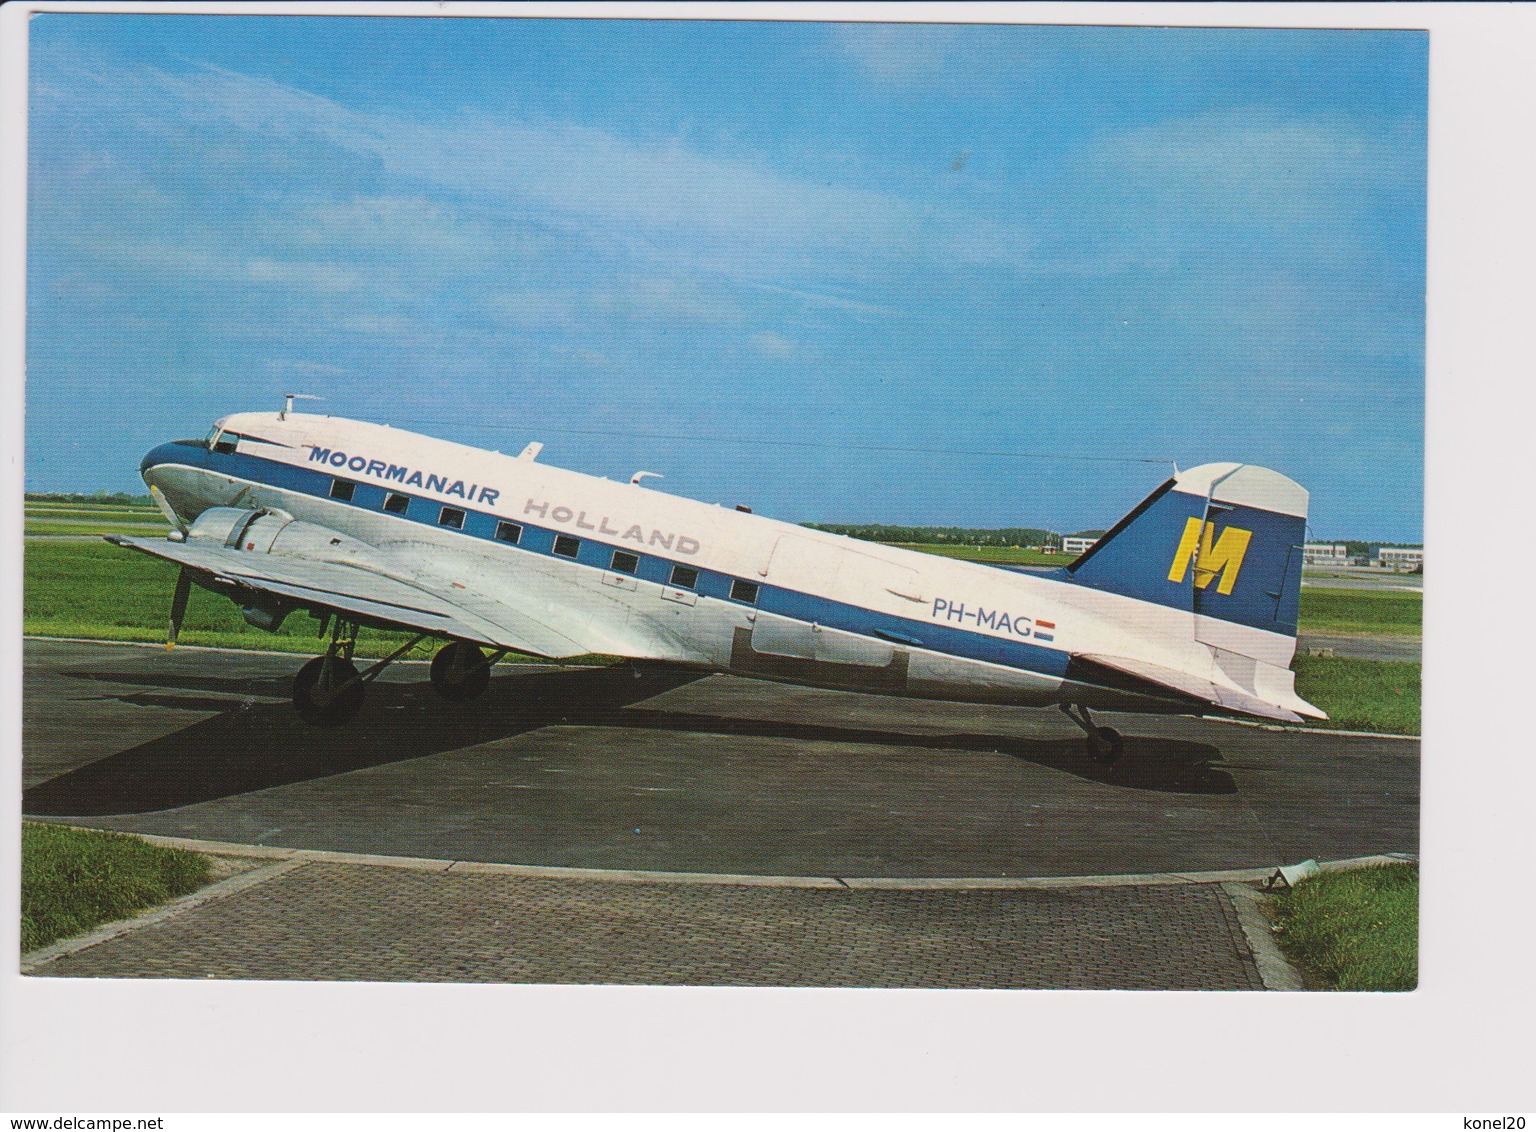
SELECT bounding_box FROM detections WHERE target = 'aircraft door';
[761,534,848,596]
[751,535,912,668]
[760,534,920,605]
[747,535,835,660]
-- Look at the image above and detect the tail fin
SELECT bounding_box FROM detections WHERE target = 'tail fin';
[1066,463,1307,641]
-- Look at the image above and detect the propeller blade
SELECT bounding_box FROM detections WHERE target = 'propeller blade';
[167,567,192,650]
[150,485,187,534]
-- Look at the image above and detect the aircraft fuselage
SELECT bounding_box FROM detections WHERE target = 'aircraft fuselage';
[137,412,1304,721]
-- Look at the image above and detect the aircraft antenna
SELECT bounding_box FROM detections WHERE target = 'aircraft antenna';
[281,393,324,420]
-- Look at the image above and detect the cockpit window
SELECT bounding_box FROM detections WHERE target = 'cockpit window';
[205,424,239,454]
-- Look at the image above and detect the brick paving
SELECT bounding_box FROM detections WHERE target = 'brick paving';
[30,862,1264,989]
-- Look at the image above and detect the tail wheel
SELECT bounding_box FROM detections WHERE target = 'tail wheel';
[1084,727,1124,764]
[293,656,366,726]
[430,641,491,702]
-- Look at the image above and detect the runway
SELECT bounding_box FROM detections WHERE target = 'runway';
[22,639,1419,879]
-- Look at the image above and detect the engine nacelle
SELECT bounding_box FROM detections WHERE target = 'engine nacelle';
[184,506,282,548]
[185,506,379,564]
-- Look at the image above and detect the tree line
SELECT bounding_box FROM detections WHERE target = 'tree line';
[802,523,1106,548]
[26,492,154,506]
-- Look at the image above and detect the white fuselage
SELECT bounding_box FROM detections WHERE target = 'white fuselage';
[142,412,1291,715]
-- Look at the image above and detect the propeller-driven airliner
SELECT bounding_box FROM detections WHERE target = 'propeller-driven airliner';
[110,398,1324,759]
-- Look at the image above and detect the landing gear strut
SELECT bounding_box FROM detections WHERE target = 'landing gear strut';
[1059,703,1124,764]
[291,620,426,726]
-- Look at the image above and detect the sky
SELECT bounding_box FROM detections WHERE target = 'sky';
[25,15,1426,541]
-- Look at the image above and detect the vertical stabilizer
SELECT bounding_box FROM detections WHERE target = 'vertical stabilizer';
[1066,463,1308,644]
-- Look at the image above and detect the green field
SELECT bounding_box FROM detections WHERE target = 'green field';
[24,540,427,657]
[1271,863,1418,991]
[26,502,159,512]
[1291,656,1419,735]
[22,823,212,953]
[25,501,167,538]
[895,543,1069,567]
[26,521,171,537]
[26,508,162,519]
[23,537,1420,732]
[1298,587,1421,636]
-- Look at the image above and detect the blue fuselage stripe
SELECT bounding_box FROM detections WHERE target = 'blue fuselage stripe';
[146,442,1072,679]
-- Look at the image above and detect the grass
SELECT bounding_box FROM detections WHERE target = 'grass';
[24,540,429,657]
[1271,863,1418,991]
[21,823,212,953]
[895,543,1067,566]
[26,503,161,515]
[1298,587,1421,636]
[22,540,1418,731]
[1292,656,1419,735]
[26,521,171,537]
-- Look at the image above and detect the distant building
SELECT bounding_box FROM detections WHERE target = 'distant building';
[1303,543,1350,566]
[1375,546,1423,571]
[1062,536,1097,556]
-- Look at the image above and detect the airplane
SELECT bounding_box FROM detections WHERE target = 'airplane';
[109,397,1325,760]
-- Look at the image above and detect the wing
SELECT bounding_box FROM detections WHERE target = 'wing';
[107,525,592,659]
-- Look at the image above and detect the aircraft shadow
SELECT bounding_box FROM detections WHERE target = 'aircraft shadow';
[25,666,1234,817]
[612,707,1235,795]
[25,664,707,817]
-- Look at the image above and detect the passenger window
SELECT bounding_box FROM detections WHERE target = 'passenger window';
[383,492,409,514]
[438,506,466,530]
[495,521,522,544]
[553,534,581,558]
[670,565,699,590]
[730,579,760,604]
[610,550,639,574]
[330,479,356,502]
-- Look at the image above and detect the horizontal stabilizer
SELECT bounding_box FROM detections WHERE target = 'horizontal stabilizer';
[1078,652,1325,723]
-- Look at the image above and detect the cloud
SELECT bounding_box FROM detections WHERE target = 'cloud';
[287,196,501,263]
[592,278,748,325]
[1075,108,1424,244]
[750,332,799,359]
[245,257,361,292]
[72,57,1036,279]
[831,23,968,85]
[483,291,581,329]
[67,235,365,294]
[487,278,748,329]
[744,281,903,319]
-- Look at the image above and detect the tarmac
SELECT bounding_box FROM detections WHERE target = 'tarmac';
[21,639,1421,988]
[1297,631,1421,662]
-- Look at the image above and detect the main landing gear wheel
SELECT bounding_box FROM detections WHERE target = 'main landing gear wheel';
[430,641,491,702]
[293,655,366,727]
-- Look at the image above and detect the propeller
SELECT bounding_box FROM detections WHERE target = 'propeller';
[150,485,188,536]
[167,567,192,651]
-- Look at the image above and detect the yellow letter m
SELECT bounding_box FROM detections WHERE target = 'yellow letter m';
[1167,517,1253,595]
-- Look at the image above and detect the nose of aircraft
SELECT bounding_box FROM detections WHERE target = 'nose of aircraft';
[139,441,184,480]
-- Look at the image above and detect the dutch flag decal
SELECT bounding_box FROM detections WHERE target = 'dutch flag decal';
[1035,619,1055,643]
